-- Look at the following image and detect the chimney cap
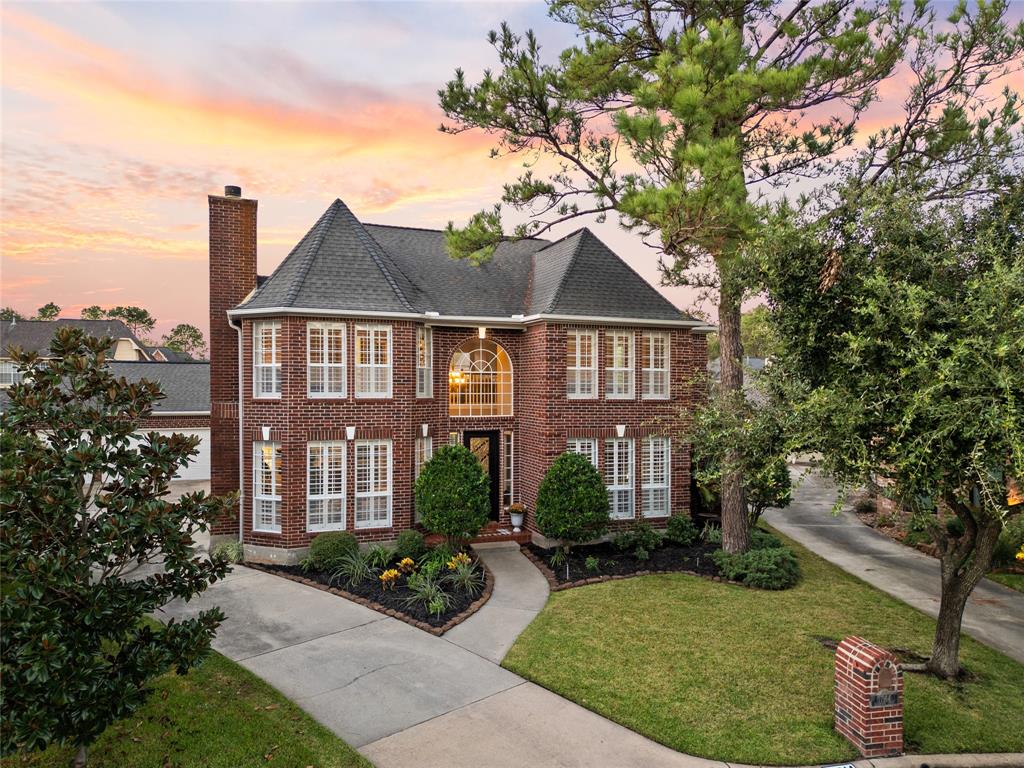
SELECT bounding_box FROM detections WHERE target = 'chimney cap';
[224,185,242,197]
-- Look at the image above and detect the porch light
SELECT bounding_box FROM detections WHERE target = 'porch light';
[421,423,429,438]
[478,326,487,340]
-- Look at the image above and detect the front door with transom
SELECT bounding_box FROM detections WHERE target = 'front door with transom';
[463,430,500,521]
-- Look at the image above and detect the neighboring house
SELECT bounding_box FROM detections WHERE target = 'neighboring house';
[146,345,195,362]
[0,318,151,387]
[208,186,712,563]
[0,360,210,481]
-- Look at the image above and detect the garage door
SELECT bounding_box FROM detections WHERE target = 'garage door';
[151,428,211,481]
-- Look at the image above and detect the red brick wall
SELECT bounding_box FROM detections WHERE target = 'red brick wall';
[208,193,256,535]
[834,636,904,758]
[221,315,706,553]
[138,414,210,430]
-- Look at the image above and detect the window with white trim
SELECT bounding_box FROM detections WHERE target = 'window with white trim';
[502,431,514,506]
[641,436,671,518]
[355,439,392,528]
[567,437,598,468]
[416,326,433,398]
[415,436,433,479]
[307,322,346,398]
[307,441,346,531]
[253,441,281,532]
[642,332,670,399]
[355,324,392,398]
[604,438,634,519]
[253,321,281,398]
[0,360,23,388]
[605,331,634,399]
[566,329,597,398]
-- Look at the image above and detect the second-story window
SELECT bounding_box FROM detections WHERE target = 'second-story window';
[308,322,346,398]
[642,331,670,399]
[355,324,392,398]
[416,326,433,398]
[605,330,634,399]
[566,329,597,399]
[253,321,281,398]
[0,360,23,388]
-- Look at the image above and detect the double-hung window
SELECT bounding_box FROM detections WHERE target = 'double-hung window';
[416,326,433,398]
[566,329,597,398]
[641,332,670,399]
[567,437,598,468]
[355,439,392,528]
[253,321,281,398]
[355,324,392,398]
[641,436,671,518]
[307,441,346,531]
[307,322,346,397]
[0,360,23,388]
[604,438,634,519]
[605,331,634,399]
[253,441,281,532]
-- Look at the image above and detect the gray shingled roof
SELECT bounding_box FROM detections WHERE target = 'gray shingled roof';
[236,198,693,322]
[0,319,145,357]
[0,361,209,414]
[145,345,194,362]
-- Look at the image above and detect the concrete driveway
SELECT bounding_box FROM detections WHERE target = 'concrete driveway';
[764,469,1024,664]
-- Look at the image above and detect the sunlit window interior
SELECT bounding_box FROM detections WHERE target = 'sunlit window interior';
[448,338,513,417]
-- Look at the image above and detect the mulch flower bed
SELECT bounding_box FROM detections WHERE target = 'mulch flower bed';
[249,558,494,636]
[523,540,727,591]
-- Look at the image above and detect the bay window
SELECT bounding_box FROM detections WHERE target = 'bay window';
[567,437,598,468]
[641,436,671,517]
[253,321,281,398]
[253,441,281,532]
[566,329,597,398]
[355,439,392,528]
[604,438,634,519]
[355,324,392,398]
[307,441,346,531]
[308,322,346,398]
[605,331,634,399]
[641,332,670,399]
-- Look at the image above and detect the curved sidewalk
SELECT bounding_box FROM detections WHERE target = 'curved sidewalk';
[764,470,1024,665]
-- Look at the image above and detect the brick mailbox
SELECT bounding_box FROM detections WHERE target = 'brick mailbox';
[834,636,903,758]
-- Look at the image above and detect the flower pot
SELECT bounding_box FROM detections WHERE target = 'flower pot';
[510,511,525,532]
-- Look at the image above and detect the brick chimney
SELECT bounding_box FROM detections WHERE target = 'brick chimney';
[209,185,257,537]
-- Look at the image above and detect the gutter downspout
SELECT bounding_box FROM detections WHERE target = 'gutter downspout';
[229,316,244,548]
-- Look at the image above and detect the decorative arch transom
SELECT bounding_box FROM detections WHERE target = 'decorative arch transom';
[448,338,513,417]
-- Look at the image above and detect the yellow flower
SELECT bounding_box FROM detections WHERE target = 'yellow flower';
[379,568,401,590]
[1015,546,1024,562]
[446,552,472,570]
[399,557,416,573]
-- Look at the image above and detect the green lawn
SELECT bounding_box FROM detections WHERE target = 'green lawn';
[987,571,1024,593]
[2,651,370,768]
[503,530,1024,765]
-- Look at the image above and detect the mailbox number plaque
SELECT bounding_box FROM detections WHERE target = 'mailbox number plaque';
[869,691,899,708]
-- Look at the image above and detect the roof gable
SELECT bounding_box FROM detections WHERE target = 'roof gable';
[0,319,146,358]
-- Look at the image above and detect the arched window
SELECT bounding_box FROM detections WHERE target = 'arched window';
[448,338,513,417]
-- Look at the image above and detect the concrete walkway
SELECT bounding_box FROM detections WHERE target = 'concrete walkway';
[764,469,1024,665]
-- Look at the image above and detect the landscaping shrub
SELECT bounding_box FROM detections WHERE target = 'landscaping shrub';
[211,540,244,564]
[711,546,801,590]
[702,524,722,545]
[403,572,453,617]
[993,516,1024,567]
[535,452,610,552]
[416,445,490,543]
[749,529,783,550]
[665,515,699,546]
[308,531,359,571]
[613,522,662,556]
[394,529,427,562]
[443,559,485,597]
[366,544,395,569]
[330,550,375,588]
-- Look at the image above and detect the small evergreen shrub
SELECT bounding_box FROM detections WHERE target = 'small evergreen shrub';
[309,531,359,571]
[993,516,1024,567]
[711,546,801,590]
[416,445,490,543]
[702,524,722,545]
[613,522,662,556]
[394,530,427,562]
[584,555,600,573]
[535,451,609,553]
[749,529,783,550]
[211,539,243,564]
[664,515,699,546]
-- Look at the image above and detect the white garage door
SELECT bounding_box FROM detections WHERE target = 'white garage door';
[152,428,211,481]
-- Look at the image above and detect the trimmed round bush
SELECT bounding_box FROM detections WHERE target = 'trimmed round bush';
[415,445,490,543]
[749,528,783,551]
[309,531,359,571]
[665,514,699,546]
[536,451,609,550]
[711,546,801,590]
[394,529,427,562]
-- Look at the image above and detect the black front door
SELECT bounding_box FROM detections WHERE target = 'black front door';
[463,430,500,521]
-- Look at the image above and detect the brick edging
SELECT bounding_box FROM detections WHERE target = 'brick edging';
[246,559,495,636]
[520,546,746,591]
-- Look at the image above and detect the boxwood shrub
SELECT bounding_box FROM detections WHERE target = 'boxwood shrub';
[665,515,699,546]
[415,445,490,544]
[536,451,609,552]
[309,531,359,571]
[711,546,801,590]
[749,528,783,550]
[394,529,427,562]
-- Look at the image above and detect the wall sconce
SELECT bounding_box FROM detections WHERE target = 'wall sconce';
[478,326,487,340]
[421,423,429,438]
[616,424,626,438]
[346,425,356,440]
[261,425,271,441]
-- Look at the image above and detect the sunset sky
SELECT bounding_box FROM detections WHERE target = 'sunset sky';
[1,1,1020,342]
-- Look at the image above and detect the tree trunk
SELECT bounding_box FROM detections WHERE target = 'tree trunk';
[717,283,749,554]
[927,511,1002,679]
[72,745,87,768]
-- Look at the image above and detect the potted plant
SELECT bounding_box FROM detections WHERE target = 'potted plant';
[508,503,526,532]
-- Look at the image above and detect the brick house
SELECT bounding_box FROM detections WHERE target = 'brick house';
[208,186,711,563]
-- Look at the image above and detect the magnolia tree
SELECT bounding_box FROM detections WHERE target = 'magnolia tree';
[761,180,1023,679]
[0,328,233,765]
